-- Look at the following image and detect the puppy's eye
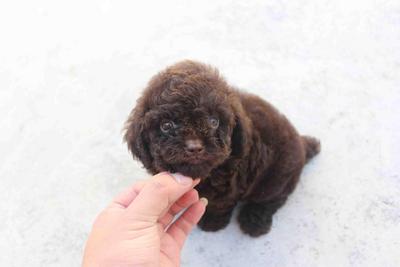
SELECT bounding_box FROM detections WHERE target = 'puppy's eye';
[208,117,219,129]
[160,121,174,133]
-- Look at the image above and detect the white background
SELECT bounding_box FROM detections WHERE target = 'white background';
[0,0,399,266]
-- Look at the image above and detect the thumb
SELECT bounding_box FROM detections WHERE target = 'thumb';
[126,172,194,222]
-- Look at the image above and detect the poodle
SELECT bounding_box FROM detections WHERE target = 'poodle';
[124,60,320,236]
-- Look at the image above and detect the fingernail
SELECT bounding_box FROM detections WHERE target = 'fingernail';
[193,178,201,187]
[170,172,193,185]
[200,197,208,206]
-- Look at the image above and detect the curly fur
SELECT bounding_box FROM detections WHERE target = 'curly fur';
[124,60,320,237]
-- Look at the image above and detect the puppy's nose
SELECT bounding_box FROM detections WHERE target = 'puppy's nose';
[185,139,204,154]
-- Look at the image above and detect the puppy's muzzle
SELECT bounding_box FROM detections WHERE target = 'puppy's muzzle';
[184,139,204,155]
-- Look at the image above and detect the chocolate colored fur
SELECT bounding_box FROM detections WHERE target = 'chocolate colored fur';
[124,60,320,236]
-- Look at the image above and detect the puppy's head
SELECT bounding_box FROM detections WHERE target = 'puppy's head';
[124,60,250,178]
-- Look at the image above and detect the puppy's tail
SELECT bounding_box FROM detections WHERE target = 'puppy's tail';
[301,135,321,163]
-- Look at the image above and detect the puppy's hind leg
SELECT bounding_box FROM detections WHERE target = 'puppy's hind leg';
[239,137,309,237]
[238,167,301,237]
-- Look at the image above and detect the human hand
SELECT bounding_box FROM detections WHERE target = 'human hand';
[82,172,207,267]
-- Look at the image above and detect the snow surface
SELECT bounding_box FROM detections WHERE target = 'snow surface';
[0,0,399,266]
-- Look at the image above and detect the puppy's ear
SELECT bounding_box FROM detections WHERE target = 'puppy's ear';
[124,98,153,170]
[124,70,172,171]
[231,101,252,157]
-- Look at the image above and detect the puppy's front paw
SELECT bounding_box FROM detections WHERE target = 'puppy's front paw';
[198,211,231,232]
[238,203,273,237]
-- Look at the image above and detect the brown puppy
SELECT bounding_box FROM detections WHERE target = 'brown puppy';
[124,60,320,237]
